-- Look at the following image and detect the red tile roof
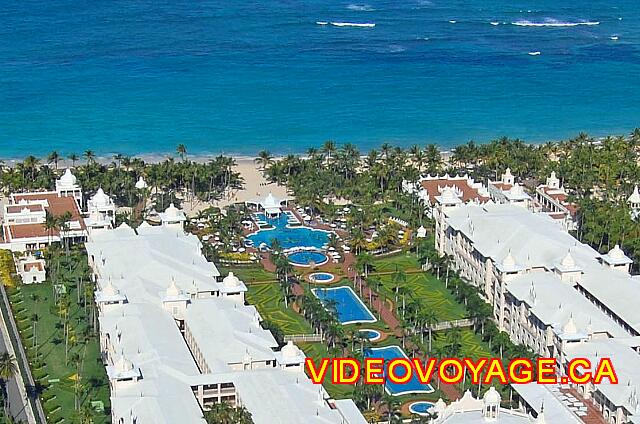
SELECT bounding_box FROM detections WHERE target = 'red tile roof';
[5,193,85,242]
[421,179,490,203]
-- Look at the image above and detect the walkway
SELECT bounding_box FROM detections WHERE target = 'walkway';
[343,259,463,402]
[0,283,45,423]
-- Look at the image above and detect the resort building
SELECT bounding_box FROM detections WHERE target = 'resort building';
[0,168,87,251]
[86,216,365,424]
[429,386,578,423]
[533,172,577,231]
[159,203,187,229]
[402,174,490,217]
[628,185,640,220]
[16,254,46,284]
[85,188,116,232]
[435,200,640,423]
[487,168,532,209]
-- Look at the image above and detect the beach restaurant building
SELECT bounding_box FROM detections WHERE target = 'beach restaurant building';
[1,169,87,251]
[86,217,366,424]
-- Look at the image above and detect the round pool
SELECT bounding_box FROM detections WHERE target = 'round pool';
[287,250,329,267]
[359,329,381,342]
[309,272,335,283]
[409,401,434,416]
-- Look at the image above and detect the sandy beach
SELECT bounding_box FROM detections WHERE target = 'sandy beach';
[180,157,289,216]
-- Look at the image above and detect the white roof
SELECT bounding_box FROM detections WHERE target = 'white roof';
[448,204,640,334]
[629,185,640,204]
[88,225,365,424]
[564,339,640,414]
[601,244,633,265]
[512,384,582,423]
[184,298,278,370]
[90,188,112,207]
[135,176,148,189]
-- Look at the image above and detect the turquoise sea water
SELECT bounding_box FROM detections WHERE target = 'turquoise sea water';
[1,1,639,158]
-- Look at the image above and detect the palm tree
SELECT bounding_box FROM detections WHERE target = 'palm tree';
[44,211,57,246]
[204,402,253,424]
[84,150,96,165]
[176,144,188,161]
[322,140,337,162]
[0,352,17,417]
[254,150,273,170]
[68,153,79,168]
[47,151,61,170]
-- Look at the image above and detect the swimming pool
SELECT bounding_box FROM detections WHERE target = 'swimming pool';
[247,213,330,249]
[309,272,335,283]
[409,401,435,416]
[363,345,434,396]
[312,286,376,325]
[359,329,381,342]
[287,250,329,267]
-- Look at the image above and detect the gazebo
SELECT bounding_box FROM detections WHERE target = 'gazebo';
[246,192,289,218]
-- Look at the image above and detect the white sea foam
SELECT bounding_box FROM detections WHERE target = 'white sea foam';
[347,4,375,12]
[449,20,457,24]
[490,21,500,26]
[610,36,619,40]
[528,51,541,56]
[316,21,328,25]
[512,19,600,27]
[330,22,375,27]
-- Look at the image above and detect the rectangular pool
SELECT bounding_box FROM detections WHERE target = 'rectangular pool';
[363,345,435,396]
[312,286,377,324]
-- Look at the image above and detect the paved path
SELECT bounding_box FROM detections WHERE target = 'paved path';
[0,332,28,422]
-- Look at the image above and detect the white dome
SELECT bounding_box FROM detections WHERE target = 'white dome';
[483,386,501,404]
[103,279,118,296]
[282,341,299,358]
[135,176,148,190]
[562,315,577,335]
[628,185,640,204]
[60,168,77,185]
[502,251,516,269]
[433,398,446,413]
[561,251,576,268]
[609,244,626,260]
[264,192,279,208]
[115,354,134,373]
[165,203,180,217]
[166,278,180,297]
[223,272,241,289]
[91,188,111,206]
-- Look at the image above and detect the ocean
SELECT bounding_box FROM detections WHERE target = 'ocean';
[1,0,639,158]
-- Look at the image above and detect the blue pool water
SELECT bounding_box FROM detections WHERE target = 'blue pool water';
[359,329,381,341]
[247,214,330,250]
[288,251,329,266]
[2,1,639,158]
[409,402,435,415]
[312,286,376,324]
[363,345,434,396]
[309,272,335,282]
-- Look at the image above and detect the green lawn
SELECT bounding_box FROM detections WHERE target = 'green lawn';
[371,252,421,273]
[219,265,277,283]
[10,283,110,424]
[246,283,312,334]
[372,272,467,322]
[7,249,110,424]
[432,328,493,361]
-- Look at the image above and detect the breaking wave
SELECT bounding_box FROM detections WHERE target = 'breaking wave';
[347,4,375,11]
[512,19,600,27]
[330,22,375,27]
